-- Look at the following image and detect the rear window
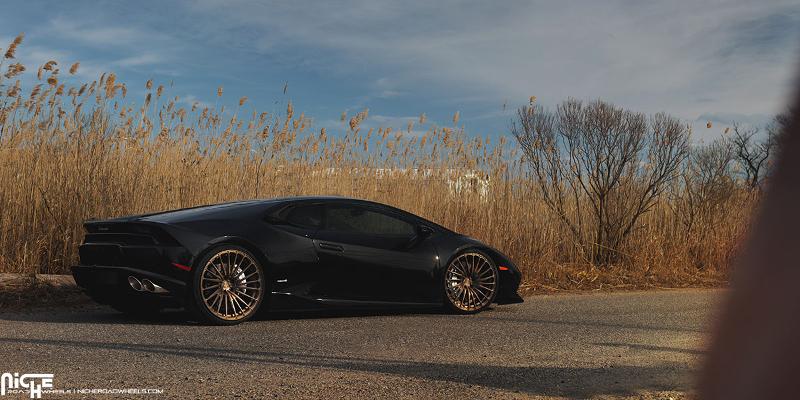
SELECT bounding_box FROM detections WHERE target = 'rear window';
[284,204,323,229]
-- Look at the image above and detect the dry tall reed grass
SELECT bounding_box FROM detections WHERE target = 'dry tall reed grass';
[0,36,749,291]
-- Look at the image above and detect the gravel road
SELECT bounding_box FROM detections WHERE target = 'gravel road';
[0,289,722,399]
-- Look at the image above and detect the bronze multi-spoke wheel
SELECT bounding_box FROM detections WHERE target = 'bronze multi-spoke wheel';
[190,245,265,325]
[444,251,498,313]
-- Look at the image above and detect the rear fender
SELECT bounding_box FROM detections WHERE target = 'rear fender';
[195,236,270,273]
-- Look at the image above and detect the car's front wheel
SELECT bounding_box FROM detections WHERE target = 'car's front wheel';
[187,245,266,325]
[443,250,498,314]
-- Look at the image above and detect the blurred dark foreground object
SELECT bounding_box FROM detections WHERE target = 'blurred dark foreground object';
[699,87,800,398]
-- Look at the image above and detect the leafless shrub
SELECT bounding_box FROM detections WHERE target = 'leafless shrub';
[677,138,737,231]
[731,114,786,189]
[512,99,690,265]
[670,137,743,269]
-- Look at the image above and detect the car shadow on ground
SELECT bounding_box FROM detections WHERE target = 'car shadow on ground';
[0,304,703,339]
[471,314,706,334]
[0,305,449,326]
[262,306,444,321]
[593,341,708,356]
[0,335,693,398]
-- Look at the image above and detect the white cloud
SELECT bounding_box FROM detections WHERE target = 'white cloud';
[4,1,798,145]
[360,114,434,137]
[189,0,800,125]
[114,53,164,68]
[315,114,432,137]
[42,17,175,74]
[690,112,777,143]
[178,94,213,111]
[378,89,402,99]
[47,17,154,47]
[697,112,774,127]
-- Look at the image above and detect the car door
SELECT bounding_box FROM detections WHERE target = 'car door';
[264,202,326,304]
[312,203,439,303]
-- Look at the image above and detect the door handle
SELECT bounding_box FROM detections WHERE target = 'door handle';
[318,242,344,252]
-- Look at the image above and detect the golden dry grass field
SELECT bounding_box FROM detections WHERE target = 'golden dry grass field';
[0,34,754,290]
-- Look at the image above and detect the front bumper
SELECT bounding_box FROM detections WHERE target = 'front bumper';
[496,266,524,304]
[496,291,524,304]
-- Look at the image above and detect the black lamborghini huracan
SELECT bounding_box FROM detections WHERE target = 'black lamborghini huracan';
[72,197,523,325]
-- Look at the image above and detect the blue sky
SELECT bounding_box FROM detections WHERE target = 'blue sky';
[2,0,799,142]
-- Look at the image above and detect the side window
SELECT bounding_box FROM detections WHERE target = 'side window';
[325,206,415,236]
[284,204,323,229]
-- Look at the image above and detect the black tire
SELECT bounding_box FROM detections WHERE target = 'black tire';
[442,249,499,314]
[186,244,266,325]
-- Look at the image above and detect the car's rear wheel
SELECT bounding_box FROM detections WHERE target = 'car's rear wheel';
[188,245,266,325]
[443,250,498,314]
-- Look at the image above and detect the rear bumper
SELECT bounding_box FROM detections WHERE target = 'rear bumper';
[72,265,188,300]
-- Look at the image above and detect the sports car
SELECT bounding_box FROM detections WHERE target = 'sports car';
[72,197,523,325]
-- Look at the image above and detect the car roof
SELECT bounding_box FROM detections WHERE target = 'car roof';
[265,196,454,232]
[124,196,453,233]
[266,196,392,207]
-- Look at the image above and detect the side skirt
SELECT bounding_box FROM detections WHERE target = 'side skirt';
[267,292,441,311]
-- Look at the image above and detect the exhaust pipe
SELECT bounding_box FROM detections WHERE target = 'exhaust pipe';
[141,279,169,294]
[127,276,143,291]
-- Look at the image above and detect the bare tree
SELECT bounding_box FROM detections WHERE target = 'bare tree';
[512,99,690,265]
[731,114,786,189]
[676,137,737,234]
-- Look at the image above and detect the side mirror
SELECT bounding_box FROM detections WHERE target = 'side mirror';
[418,225,434,237]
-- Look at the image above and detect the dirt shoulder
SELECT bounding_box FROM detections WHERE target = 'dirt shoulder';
[0,273,91,309]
